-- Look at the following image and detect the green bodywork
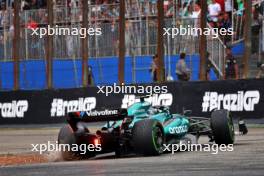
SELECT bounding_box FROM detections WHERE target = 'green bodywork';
[105,100,190,139]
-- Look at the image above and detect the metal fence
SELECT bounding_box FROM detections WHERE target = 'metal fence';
[1,1,264,89]
[0,7,201,61]
[232,0,264,43]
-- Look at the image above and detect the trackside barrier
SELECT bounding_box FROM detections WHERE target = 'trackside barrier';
[0,79,263,124]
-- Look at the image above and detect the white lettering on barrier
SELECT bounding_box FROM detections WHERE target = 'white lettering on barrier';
[202,91,260,112]
[50,97,96,117]
[121,94,173,109]
[0,100,28,118]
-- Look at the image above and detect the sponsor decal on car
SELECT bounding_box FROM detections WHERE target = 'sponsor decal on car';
[169,125,188,134]
[132,109,146,114]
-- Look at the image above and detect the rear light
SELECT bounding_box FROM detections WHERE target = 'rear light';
[94,138,100,145]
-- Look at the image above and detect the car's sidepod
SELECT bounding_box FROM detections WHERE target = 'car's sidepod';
[163,115,190,137]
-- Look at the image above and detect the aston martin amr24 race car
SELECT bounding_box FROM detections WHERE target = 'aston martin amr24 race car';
[58,96,235,160]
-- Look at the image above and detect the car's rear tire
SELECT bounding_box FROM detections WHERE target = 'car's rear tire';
[132,119,164,156]
[211,109,235,145]
[58,125,81,161]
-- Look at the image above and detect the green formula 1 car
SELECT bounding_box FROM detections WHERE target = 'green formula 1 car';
[58,96,235,160]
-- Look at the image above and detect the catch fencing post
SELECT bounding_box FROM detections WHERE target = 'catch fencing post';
[118,0,125,84]
[199,0,207,81]
[13,0,21,90]
[242,0,252,79]
[157,0,165,82]
[82,0,89,87]
[46,0,54,89]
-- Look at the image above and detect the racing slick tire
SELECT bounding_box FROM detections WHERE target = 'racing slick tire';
[58,125,81,161]
[132,119,164,156]
[211,109,235,145]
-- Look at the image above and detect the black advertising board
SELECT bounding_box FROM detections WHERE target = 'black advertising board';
[0,79,263,124]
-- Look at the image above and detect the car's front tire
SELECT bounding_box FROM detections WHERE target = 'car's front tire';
[211,109,235,145]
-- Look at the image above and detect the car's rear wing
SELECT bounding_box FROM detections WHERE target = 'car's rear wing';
[67,108,128,123]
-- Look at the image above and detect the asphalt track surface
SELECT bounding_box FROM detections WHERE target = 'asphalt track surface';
[0,127,264,176]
